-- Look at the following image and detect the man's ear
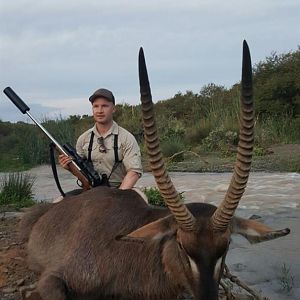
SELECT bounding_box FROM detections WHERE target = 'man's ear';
[116,215,176,243]
[231,216,290,244]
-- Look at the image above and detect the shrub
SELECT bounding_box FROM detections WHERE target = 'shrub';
[160,136,186,161]
[143,187,166,207]
[278,263,295,295]
[253,146,267,156]
[0,172,36,210]
[185,119,212,145]
[143,186,185,207]
[17,116,78,166]
[202,126,238,156]
[255,116,300,147]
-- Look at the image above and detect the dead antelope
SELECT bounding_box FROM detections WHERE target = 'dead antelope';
[19,41,290,300]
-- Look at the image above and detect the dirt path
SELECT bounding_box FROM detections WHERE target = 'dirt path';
[0,215,37,300]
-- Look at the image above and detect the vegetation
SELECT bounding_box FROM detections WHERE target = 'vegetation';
[278,263,295,295]
[143,186,185,207]
[143,187,166,207]
[0,172,36,211]
[0,47,299,172]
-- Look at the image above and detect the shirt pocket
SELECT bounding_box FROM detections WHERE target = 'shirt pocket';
[82,141,97,157]
[106,139,123,162]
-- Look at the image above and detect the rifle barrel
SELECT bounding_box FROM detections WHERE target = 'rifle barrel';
[3,87,81,172]
[25,111,66,155]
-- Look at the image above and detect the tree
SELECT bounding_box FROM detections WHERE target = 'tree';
[253,48,300,117]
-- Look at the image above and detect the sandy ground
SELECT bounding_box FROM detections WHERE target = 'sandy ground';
[1,165,299,299]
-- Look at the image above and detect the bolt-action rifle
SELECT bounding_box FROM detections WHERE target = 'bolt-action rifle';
[3,87,102,192]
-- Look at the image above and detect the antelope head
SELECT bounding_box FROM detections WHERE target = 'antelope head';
[125,41,290,300]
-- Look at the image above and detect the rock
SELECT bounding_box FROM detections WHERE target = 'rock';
[19,283,36,293]
[249,214,261,220]
[17,278,25,286]
[1,245,10,250]
[20,285,41,300]
[13,256,24,261]
[2,286,16,293]
[24,290,42,300]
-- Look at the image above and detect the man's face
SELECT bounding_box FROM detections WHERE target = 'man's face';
[92,97,116,125]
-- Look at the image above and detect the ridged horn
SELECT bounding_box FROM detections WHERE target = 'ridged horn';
[139,47,196,231]
[212,40,254,233]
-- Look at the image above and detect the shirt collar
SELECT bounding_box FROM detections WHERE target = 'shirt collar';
[92,121,119,138]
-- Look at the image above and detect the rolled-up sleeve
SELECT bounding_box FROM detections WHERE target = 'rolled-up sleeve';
[76,133,87,159]
[121,133,143,176]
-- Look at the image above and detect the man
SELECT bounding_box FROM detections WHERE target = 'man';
[59,88,143,189]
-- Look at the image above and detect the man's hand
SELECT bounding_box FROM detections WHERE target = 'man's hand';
[58,154,72,170]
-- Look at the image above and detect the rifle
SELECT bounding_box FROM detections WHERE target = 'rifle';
[3,87,103,192]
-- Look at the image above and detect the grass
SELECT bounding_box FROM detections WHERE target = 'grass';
[1,116,78,169]
[0,172,36,211]
[278,263,295,295]
[143,187,166,207]
[160,136,186,161]
[256,116,300,146]
[143,186,185,207]
[0,154,34,172]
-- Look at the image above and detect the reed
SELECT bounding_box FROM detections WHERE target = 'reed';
[0,172,36,210]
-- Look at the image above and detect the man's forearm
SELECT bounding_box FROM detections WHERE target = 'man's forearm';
[119,171,141,190]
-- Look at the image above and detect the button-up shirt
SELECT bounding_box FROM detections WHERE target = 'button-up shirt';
[76,121,142,187]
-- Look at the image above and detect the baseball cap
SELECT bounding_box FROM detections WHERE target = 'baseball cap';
[89,88,115,104]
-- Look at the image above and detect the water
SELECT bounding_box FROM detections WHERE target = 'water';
[17,166,299,211]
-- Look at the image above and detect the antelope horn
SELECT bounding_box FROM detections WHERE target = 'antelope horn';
[212,40,254,233]
[139,47,196,231]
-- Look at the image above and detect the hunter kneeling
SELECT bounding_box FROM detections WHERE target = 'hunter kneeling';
[58,88,143,194]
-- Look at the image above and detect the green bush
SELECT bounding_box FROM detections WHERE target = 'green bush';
[160,136,186,161]
[255,116,300,147]
[143,186,185,207]
[202,126,238,156]
[0,172,36,210]
[253,146,267,156]
[143,187,166,207]
[15,116,78,166]
[185,119,212,145]
[18,128,49,165]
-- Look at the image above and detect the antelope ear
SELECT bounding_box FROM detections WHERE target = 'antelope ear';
[117,216,176,243]
[231,216,290,244]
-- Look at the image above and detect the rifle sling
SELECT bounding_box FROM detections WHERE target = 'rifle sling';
[49,142,66,197]
[87,131,94,163]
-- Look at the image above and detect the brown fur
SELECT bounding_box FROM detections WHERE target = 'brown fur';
[19,202,53,243]
[20,187,290,300]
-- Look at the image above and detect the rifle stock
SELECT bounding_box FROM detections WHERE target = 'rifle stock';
[3,87,93,191]
[60,152,91,191]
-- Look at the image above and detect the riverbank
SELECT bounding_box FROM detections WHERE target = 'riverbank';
[1,144,300,173]
[166,144,300,173]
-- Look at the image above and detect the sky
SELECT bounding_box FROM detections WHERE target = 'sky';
[0,0,299,122]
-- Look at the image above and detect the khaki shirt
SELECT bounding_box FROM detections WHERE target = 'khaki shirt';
[76,121,142,187]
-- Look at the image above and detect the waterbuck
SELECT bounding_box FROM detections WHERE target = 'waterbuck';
[19,41,290,300]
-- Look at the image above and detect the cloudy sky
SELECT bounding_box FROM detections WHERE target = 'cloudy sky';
[0,0,299,122]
